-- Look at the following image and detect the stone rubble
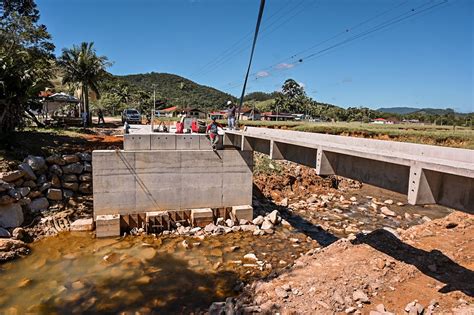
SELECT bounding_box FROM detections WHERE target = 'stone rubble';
[0,152,94,262]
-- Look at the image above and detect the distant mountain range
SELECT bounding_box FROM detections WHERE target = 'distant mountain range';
[376,107,463,115]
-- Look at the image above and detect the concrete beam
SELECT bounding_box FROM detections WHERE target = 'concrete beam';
[408,166,474,213]
[242,135,270,154]
[271,141,317,168]
[225,127,474,213]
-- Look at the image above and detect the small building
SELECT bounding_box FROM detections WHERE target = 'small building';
[208,111,227,120]
[179,108,206,119]
[372,118,395,125]
[157,106,178,117]
[239,108,261,121]
[261,112,295,121]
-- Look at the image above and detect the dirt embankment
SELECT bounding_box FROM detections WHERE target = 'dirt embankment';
[234,212,473,314]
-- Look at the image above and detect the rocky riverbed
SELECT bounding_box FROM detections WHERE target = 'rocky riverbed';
[0,149,470,314]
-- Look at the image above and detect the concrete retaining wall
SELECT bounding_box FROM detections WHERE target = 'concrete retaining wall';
[93,149,252,216]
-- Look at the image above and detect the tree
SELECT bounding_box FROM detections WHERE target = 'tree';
[58,42,110,125]
[0,0,55,133]
[273,79,309,114]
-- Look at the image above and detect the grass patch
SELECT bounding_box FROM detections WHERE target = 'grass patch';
[253,153,283,176]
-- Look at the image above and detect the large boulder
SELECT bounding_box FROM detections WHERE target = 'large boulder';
[22,180,36,189]
[62,182,78,191]
[18,163,37,180]
[28,197,49,212]
[83,162,92,172]
[79,183,92,194]
[63,154,80,164]
[0,203,24,228]
[27,190,42,199]
[79,173,92,182]
[62,163,84,174]
[0,238,29,262]
[24,155,46,172]
[17,187,31,198]
[0,180,13,192]
[38,182,51,192]
[63,189,74,199]
[76,152,92,162]
[62,174,78,182]
[36,174,47,185]
[47,188,63,201]
[51,175,61,188]
[46,154,66,166]
[8,188,21,200]
[0,170,25,183]
[0,195,14,205]
[0,227,11,238]
[48,164,63,176]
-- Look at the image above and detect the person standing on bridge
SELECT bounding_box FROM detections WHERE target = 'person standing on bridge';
[226,100,236,130]
[206,116,223,151]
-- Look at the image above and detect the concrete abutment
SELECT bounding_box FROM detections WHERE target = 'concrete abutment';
[93,132,254,237]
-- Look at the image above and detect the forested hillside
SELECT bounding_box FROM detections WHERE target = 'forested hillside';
[117,72,237,110]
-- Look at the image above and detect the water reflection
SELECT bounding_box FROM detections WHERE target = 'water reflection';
[0,229,313,314]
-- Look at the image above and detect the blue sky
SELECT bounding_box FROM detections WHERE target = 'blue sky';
[37,0,473,112]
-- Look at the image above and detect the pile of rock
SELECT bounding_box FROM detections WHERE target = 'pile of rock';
[150,210,286,238]
[0,152,93,231]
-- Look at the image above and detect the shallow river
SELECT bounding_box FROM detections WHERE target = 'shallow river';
[0,228,314,314]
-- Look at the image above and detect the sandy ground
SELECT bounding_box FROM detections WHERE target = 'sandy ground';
[235,211,474,314]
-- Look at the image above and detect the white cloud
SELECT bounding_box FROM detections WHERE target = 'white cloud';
[298,82,306,88]
[276,63,294,70]
[256,71,270,78]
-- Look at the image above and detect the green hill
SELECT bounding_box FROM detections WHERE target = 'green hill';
[116,72,237,110]
[377,107,458,115]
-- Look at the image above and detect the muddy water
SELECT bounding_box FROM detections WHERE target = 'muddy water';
[0,228,314,314]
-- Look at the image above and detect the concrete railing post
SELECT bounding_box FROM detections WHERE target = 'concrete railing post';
[407,165,442,205]
[270,140,284,160]
[316,147,335,176]
[241,135,253,151]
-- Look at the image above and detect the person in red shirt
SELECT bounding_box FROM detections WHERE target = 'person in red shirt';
[206,116,223,151]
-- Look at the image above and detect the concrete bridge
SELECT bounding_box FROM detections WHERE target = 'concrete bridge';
[224,127,473,213]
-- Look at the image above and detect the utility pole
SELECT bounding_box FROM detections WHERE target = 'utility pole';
[151,84,156,132]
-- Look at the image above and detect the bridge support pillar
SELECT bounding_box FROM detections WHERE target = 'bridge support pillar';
[270,140,284,160]
[316,148,335,176]
[408,166,442,205]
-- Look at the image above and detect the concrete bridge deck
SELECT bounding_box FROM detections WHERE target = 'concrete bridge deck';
[224,127,474,213]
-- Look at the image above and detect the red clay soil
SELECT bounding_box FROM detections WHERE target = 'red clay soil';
[236,212,474,314]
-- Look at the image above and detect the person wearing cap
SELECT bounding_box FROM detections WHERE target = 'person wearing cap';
[226,100,236,130]
[206,116,223,151]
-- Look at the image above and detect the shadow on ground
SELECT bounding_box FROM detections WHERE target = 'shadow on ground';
[253,184,338,247]
[35,253,241,314]
[357,229,474,297]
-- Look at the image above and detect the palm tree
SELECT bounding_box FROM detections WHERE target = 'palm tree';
[58,42,110,125]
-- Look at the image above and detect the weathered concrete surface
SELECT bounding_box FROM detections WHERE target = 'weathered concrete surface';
[225,127,474,213]
[124,133,223,151]
[191,208,214,227]
[96,214,120,238]
[93,150,253,216]
[232,205,253,222]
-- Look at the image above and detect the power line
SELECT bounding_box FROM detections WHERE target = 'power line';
[193,0,316,80]
[222,0,449,91]
[189,1,294,78]
[222,0,418,89]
